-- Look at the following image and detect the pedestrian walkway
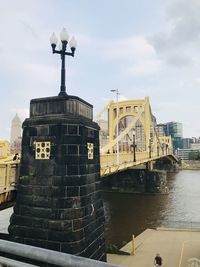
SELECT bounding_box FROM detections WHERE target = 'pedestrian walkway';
[1,208,200,267]
[107,228,200,267]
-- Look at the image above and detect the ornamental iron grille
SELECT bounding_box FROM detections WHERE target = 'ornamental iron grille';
[87,143,94,160]
[35,142,51,160]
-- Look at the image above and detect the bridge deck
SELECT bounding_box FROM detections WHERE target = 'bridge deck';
[100,152,178,176]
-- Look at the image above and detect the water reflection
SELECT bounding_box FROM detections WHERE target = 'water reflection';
[103,170,200,247]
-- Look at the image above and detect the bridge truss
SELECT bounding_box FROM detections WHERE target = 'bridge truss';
[96,97,176,176]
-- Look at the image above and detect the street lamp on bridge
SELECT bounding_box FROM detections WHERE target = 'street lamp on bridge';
[132,129,137,162]
[111,89,120,165]
[50,28,77,97]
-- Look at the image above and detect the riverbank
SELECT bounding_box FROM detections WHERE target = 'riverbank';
[2,208,200,267]
[104,170,200,247]
[180,160,200,170]
[1,206,200,267]
[107,228,200,267]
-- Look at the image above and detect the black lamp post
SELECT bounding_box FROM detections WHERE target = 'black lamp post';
[166,144,168,154]
[132,129,137,162]
[157,143,160,156]
[50,28,77,97]
[149,139,151,159]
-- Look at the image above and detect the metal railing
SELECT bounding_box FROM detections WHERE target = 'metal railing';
[0,239,121,267]
[100,150,176,176]
[0,163,19,193]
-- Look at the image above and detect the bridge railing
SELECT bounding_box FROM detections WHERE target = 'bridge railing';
[100,150,170,168]
[0,163,19,193]
[100,149,175,176]
[0,162,19,204]
[0,239,121,267]
[100,151,148,167]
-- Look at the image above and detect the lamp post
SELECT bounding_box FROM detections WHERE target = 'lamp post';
[132,129,137,162]
[50,28,77,97]
[149,139,151,158]
[111,89,120,165]
[162,144,165,155]
[157,143,160,156]
[166,144,168,154]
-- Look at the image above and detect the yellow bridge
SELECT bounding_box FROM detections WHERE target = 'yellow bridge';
[98,97,178,176]
[0,97,178,204]
[0,141,19,204]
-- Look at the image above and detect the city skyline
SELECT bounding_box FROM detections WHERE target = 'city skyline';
[1,0,200,139]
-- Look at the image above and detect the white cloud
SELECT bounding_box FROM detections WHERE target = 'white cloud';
[23,63,59,84]
[148,0,200,67]
[193,77,200,85]
[125,59,162,76]
[108,94,128,102]
[0,0,200,139]
[91,35,163,77]
[165,54,192,67]
[119,95,128,101]
[103,36,155,61]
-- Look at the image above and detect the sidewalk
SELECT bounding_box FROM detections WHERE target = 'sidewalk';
[1,208,200,267]
[107,228,200,267]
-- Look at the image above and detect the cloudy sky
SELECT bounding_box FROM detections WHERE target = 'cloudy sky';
[1,0,200,139]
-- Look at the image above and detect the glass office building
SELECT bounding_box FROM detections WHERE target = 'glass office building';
[164,122,183,151]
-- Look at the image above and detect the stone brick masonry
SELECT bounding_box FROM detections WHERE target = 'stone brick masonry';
[8,95,106,261]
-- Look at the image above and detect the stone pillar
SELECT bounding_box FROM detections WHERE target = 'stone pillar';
[8,95,106,261]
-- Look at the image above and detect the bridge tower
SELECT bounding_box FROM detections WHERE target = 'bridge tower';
[102,96,155,155]
[99,97,174,177]
[8,94,106,261]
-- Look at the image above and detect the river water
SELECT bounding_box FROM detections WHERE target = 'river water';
[103,170,200,247]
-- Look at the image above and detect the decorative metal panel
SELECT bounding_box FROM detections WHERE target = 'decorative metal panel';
[35,142,51,160]
[87,143,94,159]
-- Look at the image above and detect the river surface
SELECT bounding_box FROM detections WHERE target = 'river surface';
[103,170,200,247]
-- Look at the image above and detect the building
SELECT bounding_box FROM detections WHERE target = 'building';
[176,148,199,160]
[10,114,22,154]
[191,143,200,150]
[164,122,183,151]
[156,124,165,137]
[182,138,193,149]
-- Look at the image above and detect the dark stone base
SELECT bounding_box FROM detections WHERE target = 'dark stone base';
[8,95,106,261]
[102,169,168,194]
[154,157,179,172]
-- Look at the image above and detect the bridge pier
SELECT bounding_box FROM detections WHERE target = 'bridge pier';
[102,169,168,194]
[146,161,153,171]
[154,157,179,172]
[8,95,106,262]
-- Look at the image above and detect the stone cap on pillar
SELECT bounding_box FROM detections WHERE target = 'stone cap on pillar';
[30,95,93,120]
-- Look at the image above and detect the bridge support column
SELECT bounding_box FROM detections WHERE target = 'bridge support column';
[145,170,168,194]
[102,169,168,194]
[8,95,106,261]
[146,161,153,171]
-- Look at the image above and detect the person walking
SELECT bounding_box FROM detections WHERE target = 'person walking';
[154,253,162,266]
